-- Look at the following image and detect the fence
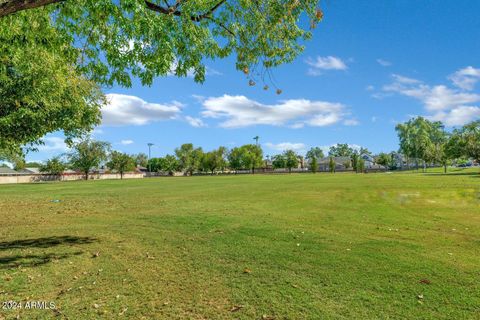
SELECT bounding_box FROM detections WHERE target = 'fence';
[0,173,144,185]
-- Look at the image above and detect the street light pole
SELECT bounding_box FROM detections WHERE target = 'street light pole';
[147,143,154,173]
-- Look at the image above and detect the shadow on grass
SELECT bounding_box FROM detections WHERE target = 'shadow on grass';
[0,252,83,269]
[0,236,97,269]
[0,236,96,250]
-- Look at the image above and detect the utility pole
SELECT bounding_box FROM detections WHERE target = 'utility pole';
[253,136,259,146]
[147,143,154,173]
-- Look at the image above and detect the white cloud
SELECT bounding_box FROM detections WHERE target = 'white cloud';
[200,95,349,128]
[120,140,134,145]
[449,66,480,91]
[306,56,347,76]
[382,73,480,126]
[384,75,480,111]
[377,59,392,67]
[185,116,206,128]
[427,106,480,126]
[37,136,70,152]
[264,142,306,153]
[102,94,182,126]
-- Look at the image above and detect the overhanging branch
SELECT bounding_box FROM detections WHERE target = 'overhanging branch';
[144,0,226,22]
[0,0,64,18]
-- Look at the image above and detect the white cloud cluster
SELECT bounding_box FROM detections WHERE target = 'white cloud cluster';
[37,136,69,152]
[306,56,347,76]
[102,94,182,126]
[264,142,306,153]
[200,95,353,128]
[382,72,480,126]
[448,66,480,91]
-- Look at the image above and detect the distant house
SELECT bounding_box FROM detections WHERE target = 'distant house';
[18,167,41,174]
[317,156,352,171]
[136,165,148,173]
[0,167,19,175]
[360,154,385,169]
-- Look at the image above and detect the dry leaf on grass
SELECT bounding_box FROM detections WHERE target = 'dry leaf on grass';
[230,305,243,312]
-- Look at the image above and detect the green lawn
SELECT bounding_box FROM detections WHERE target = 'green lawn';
[0,171,479,319]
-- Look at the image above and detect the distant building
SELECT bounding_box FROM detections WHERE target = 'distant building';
[0,167,19,175]
[18,167,41,174]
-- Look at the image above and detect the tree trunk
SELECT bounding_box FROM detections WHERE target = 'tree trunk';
[120,171,124,179]
[444,164,447,174]
[85,171,89,180]
[0,0,64,18]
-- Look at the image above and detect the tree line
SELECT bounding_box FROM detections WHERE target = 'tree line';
[393,118,480,173]
[3,117,479,179]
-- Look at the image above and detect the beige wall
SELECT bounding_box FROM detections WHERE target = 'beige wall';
[0,173,144,185]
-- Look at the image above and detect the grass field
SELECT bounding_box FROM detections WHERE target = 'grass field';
[0,170,479,319]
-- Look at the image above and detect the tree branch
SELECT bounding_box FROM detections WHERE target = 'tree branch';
[144,0,226,22]
[0,0,64,18]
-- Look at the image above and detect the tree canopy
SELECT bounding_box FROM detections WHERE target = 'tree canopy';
[107,151,136,178]
[0,10,103,153]
[68,139,111,180]
[305,147,324,160]
[328,144,355,157]
[0,0,322,87]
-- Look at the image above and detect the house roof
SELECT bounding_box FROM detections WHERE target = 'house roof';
[318,156,351,164]
[0,167,18,174]
[19,167,41,174]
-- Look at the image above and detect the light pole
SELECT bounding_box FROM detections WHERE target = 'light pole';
[253,136,259,146]
[147,143,154,173]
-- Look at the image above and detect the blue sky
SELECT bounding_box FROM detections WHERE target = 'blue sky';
[28,1,480,162]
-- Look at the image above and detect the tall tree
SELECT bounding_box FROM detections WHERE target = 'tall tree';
[201,147,227,174]
[134,153,149,167]
[396,117,437,172]
[328,144,355,157]
[40,157,67,177]
[271,154,286,169]
[284,149,299,173]
[328,157,335,173]
[228,147,243,173]
[310,156,318,173]
[175,143,203,175]
[306,147,324,161]
[107,151,136,179]
[0,1,323,87]
[375,153,392,168]
[240,144,263,174]
[356,158,365,173]
[458,120,480,164]
[68,139,110,180]
[162,155,180,175]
